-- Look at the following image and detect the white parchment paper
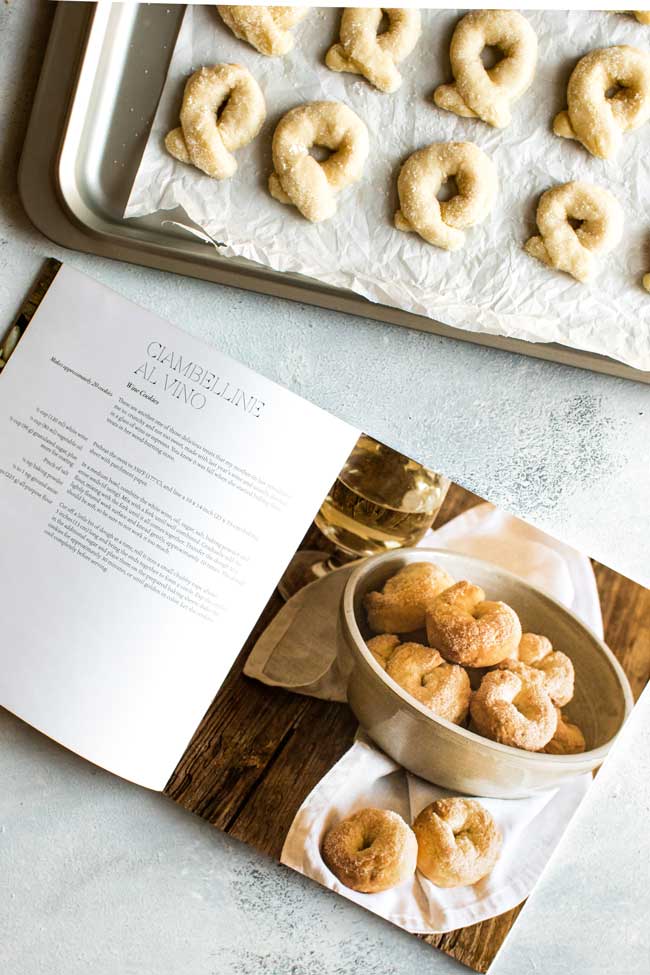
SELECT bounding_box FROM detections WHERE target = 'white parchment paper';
[125,7,650,369]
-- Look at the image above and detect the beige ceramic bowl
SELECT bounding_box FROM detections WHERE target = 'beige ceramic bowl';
[338,547,633,798]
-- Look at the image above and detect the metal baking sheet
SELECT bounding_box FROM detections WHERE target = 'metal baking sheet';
[18,1,650,384]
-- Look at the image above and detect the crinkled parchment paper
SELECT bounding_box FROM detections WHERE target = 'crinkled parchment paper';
[125,7,650,369]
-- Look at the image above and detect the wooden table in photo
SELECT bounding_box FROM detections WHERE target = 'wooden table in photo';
[165,483,650,973]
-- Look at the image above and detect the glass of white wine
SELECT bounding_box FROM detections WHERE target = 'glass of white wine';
[278,435,450,598]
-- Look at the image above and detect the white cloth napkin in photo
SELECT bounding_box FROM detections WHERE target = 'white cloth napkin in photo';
[245,503,600,933]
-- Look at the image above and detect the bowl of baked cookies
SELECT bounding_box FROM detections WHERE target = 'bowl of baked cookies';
[338,548,633,799]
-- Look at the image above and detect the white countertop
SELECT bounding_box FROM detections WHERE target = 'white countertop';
[1,4,649,974]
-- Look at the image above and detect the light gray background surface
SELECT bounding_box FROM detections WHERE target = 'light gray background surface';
[1,4,649,974]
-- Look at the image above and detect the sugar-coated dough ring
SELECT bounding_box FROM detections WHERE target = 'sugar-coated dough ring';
[516,633,574,707]
[553,46,650,159]
[364,562,455,634]
[426,581,522,668]
[321,807,417,893]
[217,6,309,56]
[433,10,538,128]
[395,142,497,251]
[366,633,400,668]
[326,8,421,93]
[542,709,587,755]
[413,798,502,888]
[470,668,557,750]
[385,642,471,724]
[525,181,624,283]
[165,64,266,180]
[268,101,369,222]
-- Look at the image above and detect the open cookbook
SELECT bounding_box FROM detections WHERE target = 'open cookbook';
[1,262,648,973]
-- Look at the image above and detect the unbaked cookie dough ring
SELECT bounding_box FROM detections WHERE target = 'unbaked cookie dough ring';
[524,181,624,283]
[470,668,557,750]
[413,798,502,888]
[553,45,650,159]
[217,6,310,57]
[385,642,471,724]
[394,141,497,251]
[325,8,421,93]
[165,64,266,180]
[516,633,574,707]
[321,807,418,893]
[268,101,369,223]
[542,709,586,755]
[433,10,538,128]
[366,633,400,668]
[364,562,455,634]
[426,581,522,668]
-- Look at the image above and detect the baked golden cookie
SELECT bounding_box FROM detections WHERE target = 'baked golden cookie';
[515,633,574,707]
[433,10,538,128]
[322,807,417,893]
[165,64,266,180]
[364,562,455,634]
[525,181,624,283]
[268,101,369,222]
[385,642,471,724]
[426,581,522,668]
[634,12,650,24]
[326,8,421,93]
[553,45,650,159]
[217,6,310,56]
[413,797,502,887]
[470,668,557,751]
[542,709,587,755]
[394,141,497,251]
[366,633,400,668]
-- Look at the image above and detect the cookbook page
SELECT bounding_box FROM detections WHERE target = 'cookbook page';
[0,264,359,790]
[164,430,647,973]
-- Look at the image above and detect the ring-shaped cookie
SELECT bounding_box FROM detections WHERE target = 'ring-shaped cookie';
[525,181,624,283]
[515,633,574,707]
[413,797,502,888]
[553,45,650,158]
[470,668,557,751]
[542,709,587,755]
[426,581,522,668]
[395,141,497,251]
[433,10,538,128]
[322,807,417,893]
[364,562,455,634]
[217,6,310,57]
[165,64,266,180]
[385,642,471,724]
[268,100,369,222]
[326,8,421,93]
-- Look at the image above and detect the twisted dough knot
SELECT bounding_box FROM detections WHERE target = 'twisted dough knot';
[426,581,522,668]
[268,101,369,222]
[513,632,575,707]
[366,633,401,668]
[364,561,455,634]
[395,142,497,251]
[165,64,266,180]
[217,6,310,57]
[413,798,502,888]
[635,12,650,24]
[542,709,587,755]
[553,45,650,159]
[525,181,624,283]
[433,10,538,128]
[326,8,421,93]
[322,807,417,893]
[384,641,471,725]
[470,668,557,751]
